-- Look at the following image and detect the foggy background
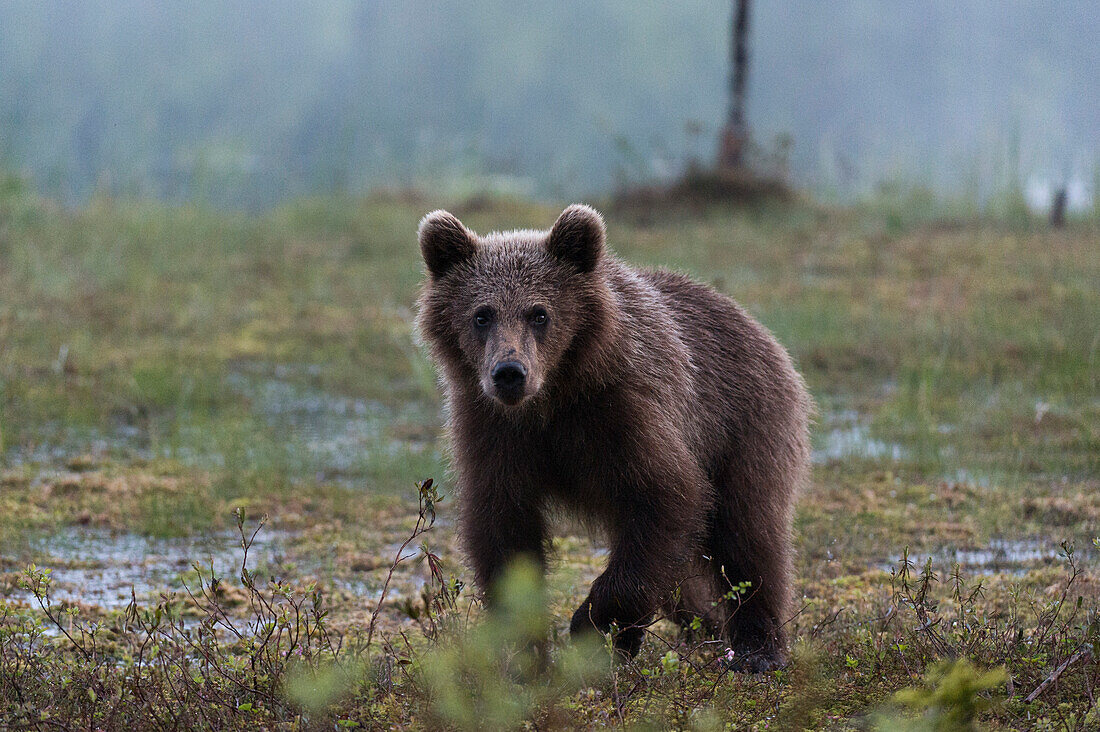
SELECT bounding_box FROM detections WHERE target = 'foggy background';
[1,0,1097,209]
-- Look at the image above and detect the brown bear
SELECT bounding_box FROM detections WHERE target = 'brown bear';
[415,204,811,671]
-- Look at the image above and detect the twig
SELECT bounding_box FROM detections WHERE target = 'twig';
[365,478,439,651]
[1024,644,1095,704]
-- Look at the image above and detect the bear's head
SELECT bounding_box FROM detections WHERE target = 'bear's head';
[416,204,613,409]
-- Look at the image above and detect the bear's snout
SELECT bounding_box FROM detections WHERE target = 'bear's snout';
[490,360,527,404]
[490,360,527,401]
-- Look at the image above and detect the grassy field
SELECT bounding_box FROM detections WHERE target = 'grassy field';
[1,173,1098,729]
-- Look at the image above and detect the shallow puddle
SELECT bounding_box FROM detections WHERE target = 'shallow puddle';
[222,363,435,478]
[813,410,906,464]
[5,362,437,483]
[880,538,1087,576]
[3,422,153,470]
[3,527,293,609]
[1,524,441,613]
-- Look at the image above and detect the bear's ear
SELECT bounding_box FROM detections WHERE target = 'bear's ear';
[547,204,605,273]
[418,210,478,278]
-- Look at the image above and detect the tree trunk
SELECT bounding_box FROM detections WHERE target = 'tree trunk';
[1049,187,1067,228]
[719,0,751,170]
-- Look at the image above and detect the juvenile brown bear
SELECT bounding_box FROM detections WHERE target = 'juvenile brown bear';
[416,204,810,670]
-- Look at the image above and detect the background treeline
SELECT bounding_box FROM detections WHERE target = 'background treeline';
[1,0,1097,209]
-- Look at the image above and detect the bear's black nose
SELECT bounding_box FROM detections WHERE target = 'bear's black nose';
[491,361,527,392]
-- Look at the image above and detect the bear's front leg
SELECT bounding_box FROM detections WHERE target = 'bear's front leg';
[569,567,650,657]
[459,475,548,606]
[569,449,706,657]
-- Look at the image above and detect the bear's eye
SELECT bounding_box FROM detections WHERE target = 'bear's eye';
[473,308,493,329]
[530,307,549,327]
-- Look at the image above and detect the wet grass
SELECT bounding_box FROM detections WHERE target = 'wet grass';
[1,178,1099,728]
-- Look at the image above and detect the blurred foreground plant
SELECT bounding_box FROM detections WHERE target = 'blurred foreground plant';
[877,658,1007,731]
[416,557,609,730]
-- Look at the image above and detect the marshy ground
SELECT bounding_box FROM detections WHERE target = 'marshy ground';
[1,179,1098,728]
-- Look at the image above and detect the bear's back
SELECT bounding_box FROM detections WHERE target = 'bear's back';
[637,267,810,470]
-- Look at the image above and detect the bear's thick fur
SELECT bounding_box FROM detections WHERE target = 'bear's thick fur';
[416,204,811,670]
